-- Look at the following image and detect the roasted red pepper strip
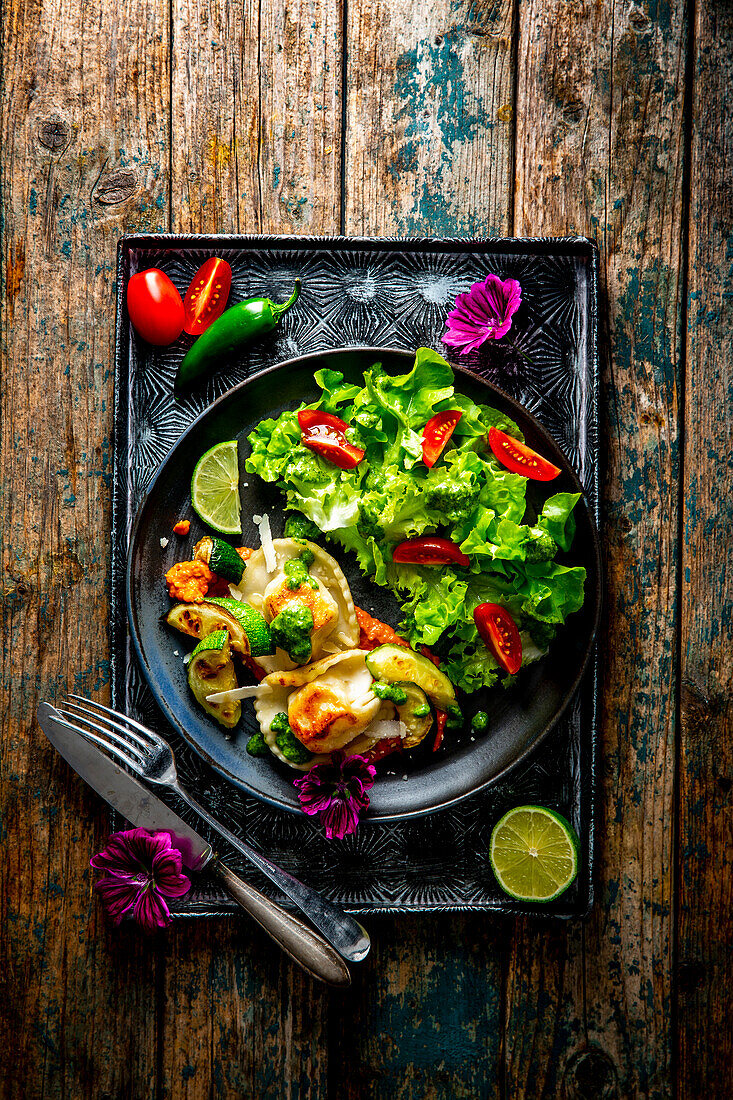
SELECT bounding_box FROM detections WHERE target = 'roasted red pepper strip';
[366,736,403,763]
[433,710,447,751]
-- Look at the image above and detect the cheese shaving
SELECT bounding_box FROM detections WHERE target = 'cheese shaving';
[252,513,276,573]
[205,684,273,704]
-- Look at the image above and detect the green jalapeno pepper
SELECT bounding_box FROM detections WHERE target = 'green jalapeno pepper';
[175,278,301,389]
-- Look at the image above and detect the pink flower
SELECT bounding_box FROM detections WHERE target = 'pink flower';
[442,273,522,354]
[293,752,377,839]
[89,828,191,932]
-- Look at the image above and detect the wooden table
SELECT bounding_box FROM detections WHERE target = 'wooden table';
[2,0,731,1096]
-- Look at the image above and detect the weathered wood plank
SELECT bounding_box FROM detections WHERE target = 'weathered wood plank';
[333,3,514,1095]
[508,1,688,1096]
[677,0,733,1092]
[332,916,505,1100]
[163,2,343,1095]
[0,0,170,1096]
[160,921,330,1099]
[171,0,343,234]
[345,0,515,237]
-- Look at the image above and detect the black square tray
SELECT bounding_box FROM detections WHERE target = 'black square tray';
[111,234,599,917]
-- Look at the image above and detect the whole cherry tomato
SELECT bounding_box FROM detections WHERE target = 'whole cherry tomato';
[473,602,522,675]
[127,268,184,345]
[299,411,365,470]
[422,410,462,467]
[183,257,232,335]
[487,427,560,481]
[392,537,470,567]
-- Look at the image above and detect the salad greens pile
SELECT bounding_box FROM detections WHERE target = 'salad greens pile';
[245,348,586,694]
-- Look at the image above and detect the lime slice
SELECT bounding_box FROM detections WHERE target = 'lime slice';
[191,441,241,535]
[489,805,579,902]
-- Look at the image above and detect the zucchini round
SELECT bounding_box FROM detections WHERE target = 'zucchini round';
[166,600,271,657]
[391,682,434,749]
[187,630,241,729]
[365,643,456,711]
[193,536,245,584]
[205,597,273,656]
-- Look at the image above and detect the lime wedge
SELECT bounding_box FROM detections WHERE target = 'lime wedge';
[190,441,241,535]
[489,805,579,902]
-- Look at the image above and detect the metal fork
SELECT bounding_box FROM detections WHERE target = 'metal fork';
[61,695,370,963]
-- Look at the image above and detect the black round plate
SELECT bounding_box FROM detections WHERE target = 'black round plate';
[126,348,601,821]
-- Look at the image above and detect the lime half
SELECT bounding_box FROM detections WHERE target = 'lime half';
[489,805,579,902]
[190,441,241,535]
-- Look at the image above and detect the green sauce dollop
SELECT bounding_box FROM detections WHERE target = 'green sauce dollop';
[270,602,314,664]
[372,681,408,705]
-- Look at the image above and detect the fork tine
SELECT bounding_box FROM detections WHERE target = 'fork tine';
[67,695,159,746]
[50,712,142,772]
[64,700,153,754]
[58,707,147,764]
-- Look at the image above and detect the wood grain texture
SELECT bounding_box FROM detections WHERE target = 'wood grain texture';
[0,0,170,1096]
[330,916,505,1100]
[677,0,733,1092]
[171,0,342,234]
[510,1,688,1096]
[335,5,515,1095]
[344,0,515,237]
[159,921,330,1098]
[163,2,342,1095]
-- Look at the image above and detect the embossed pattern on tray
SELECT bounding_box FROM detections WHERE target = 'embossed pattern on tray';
[112,235,599,917]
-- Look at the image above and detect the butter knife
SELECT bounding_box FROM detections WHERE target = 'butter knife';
[37,701,350,987]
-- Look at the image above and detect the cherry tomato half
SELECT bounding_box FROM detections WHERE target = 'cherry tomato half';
[183,258,232,335]
[127,268,184,345]
[473,602,522,675]
[392,537,470,567]
[422,410,462,468]
[298,408,350,434]
[487,427,560,481]
[301,418,365,470]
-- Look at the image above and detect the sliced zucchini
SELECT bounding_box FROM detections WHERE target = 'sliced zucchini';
[193,536,245,584]
[166,600,272,657]
[188,630,241,729]
[391,682,433,749]
[205,597,273,656]
[365,643,456,711]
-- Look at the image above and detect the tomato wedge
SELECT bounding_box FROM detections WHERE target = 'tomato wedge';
[300,413,365,470]
[127,268,184,345]
[474,602,522,675]
[392,537,470,567]
[422,410,462,467]
[183,258,232,335]
[298,408,350,434]
[487,427,560,481]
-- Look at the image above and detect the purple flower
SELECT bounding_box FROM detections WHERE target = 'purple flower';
[293,752,377,839]
[442,273,522,354]
[89,829,191,933]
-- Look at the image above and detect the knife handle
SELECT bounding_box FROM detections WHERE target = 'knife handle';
[215,859,351,988]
